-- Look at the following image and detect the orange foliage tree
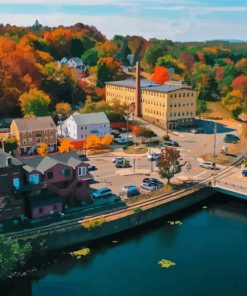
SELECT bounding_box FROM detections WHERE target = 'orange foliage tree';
[100,135,113,147]
[85,135,101,150]
[55,102,72,117]
[37,142,48,156]
[151,66,169,84]
[58,138,74,153]
[231,76,247,98]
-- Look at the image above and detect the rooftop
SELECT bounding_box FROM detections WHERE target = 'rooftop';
[71,112,110,126]
[106,79,193,93]
[0,149,23,168]
[12,116,56,132]
[22,151,83,173]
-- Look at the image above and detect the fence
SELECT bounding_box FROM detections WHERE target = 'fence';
[216,180,247,192]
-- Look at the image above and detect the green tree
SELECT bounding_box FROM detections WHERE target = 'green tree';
[81,48,98,66]
[19,88,51,116]
[144,42,167,69]
[4,138,18,153]
[158,146,182,184]
[0,234,32,279]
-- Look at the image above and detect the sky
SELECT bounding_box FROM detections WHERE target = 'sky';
[0,0,246,41]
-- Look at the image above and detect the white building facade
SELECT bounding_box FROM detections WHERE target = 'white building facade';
[60,112,110,140]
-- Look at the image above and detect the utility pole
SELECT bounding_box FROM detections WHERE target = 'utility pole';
[213,121,217,159]
[125,111,131,148]
[57,113,63,138]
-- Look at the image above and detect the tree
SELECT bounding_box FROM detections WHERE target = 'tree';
[0,234,32,279]
[231,75,247,98]
[100,134,113,147]
[55,102,72,117]
[37,142,48,156]
[4,137,18,153]
[19,88,51,116]
[58,138,74,153]
[136,127,157,142]
[85,134,101,150]
[144,42,167,69]
[81,48,98,66]
[158,147,182,184]
[151,66,169,84]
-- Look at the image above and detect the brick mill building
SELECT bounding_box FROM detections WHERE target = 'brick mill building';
[106,63,197,129]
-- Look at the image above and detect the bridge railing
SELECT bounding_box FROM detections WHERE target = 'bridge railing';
[216,180,247,192]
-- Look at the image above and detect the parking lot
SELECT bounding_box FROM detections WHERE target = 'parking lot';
[85,118,241,197]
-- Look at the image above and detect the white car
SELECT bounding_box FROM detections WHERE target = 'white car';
[147,153,161,161]
[199,161,216,169]
[112,157,125,163]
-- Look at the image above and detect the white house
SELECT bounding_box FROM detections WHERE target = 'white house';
[60,112,110,140]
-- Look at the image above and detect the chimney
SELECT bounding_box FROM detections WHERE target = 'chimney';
[134,62,141,117]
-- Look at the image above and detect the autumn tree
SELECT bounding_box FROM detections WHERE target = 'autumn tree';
[81,48,98,66]
[151,66,169,84]
[85,134,101,150]
[231,76,247,98]
[37,142,49,156]
[58,138,74,153]
[100,134,113,147]
[144,42,168,69]
[19,88,51,116]
[136,127,157,142]
[158,146,182,184]
[55,102,72,117]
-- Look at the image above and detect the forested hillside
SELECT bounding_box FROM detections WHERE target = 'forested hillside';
[0,21,246,119]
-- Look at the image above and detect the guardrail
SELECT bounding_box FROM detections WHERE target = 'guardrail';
[216,180,247,192]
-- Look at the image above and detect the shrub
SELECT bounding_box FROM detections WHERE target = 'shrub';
[83,218,106,230]
[163,134,170,141]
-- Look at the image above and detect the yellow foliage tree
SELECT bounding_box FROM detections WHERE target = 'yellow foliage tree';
[100,134,113,147]
[37,142,48,156]
[55,102,72,117]
[19,88,51,116]
[85,134,101,150]
[222,89,244,111]
[58,138,73,153]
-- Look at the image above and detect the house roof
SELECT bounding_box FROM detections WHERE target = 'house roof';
[68,57,83,65]
[106,79,193,93]
[22,151,83,174]
[71,112,110,126]
[0,149,23,168]
[12,116,56,132]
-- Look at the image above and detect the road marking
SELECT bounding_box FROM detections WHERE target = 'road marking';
[193,171,207,178]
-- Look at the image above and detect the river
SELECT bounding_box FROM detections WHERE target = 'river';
[2,195,247,296]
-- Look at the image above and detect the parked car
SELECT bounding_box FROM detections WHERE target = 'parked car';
[199,161,216,169]
[142,178,164,189]
[163,140,179,147]
[224,134,238,144]
[92,187,112,199]
[225,134,240,141]
[147,153,161,161]
[112,156,125,163]
[88,164,96,171]
[115,135,134,145]
[115,160,131,168]
[77,153,88,161]
[110,129,121,136]
[242,169,247,177]
[190,127,206,134]
[121,185,140,197]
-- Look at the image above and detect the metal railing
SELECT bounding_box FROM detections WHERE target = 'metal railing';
[216,180,247,192]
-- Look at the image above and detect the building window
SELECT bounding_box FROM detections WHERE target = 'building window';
[170,113,173,117]
[61,169,70,176]
[191,103,193,106]
[50,130,53,134]
[13,177,20,190]
[178,113,180,116]
[81,127,83,130]
[47,171,53,179]
[39,208,43,214]
[23,139,27,145]
[50,137,53,142]
[29,138,32,144]
[45,137,48,142]
[29,174,39,185]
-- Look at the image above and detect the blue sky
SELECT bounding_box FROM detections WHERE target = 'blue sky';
[0,0,246,41]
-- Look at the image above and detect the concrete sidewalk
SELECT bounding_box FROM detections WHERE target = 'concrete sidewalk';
[116,168,152,176]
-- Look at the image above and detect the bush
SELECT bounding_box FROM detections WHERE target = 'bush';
[163,134,170,141]
[83,218,106,230]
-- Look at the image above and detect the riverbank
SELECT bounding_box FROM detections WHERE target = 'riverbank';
[8,186,214,251]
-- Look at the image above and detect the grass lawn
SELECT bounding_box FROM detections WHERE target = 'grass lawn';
[124,145,148,154]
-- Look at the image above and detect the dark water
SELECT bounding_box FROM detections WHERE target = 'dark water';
[3,196,247,296]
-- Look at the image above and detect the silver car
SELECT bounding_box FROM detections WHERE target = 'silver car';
[199,161,216,169]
